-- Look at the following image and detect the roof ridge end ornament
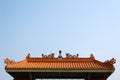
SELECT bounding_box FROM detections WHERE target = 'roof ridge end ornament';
[26,53,31,59]
[90,54,95,60]
[104,58,116,64]
[4,58,16,64]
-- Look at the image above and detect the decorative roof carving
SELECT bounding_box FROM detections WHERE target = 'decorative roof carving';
[66,53,79,58]
[26,53,31,59]
[104,58,116,64]
[90,54,95,59]
[42,53,54,58]
[4,58,16,64]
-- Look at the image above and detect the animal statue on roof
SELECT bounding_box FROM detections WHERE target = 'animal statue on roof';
[42,53,54,58]
[66,53,79,58]
[104,58,116,64]
[4,58,16,64]
[26,53,31,59]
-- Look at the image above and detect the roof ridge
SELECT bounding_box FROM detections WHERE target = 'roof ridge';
[26,57,94,62]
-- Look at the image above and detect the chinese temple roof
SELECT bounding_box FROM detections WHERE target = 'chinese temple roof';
[5,50,116,72]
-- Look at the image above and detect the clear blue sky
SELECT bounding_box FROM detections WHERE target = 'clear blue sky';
[0,0,120,80]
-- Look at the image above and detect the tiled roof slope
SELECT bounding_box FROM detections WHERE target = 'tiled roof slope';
[5,53,115,71]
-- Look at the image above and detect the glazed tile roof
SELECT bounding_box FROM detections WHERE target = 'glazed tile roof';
[5,58,114,70]
[5,53,115,71]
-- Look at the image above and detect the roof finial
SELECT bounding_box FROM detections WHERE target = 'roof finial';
[58,50,63,58]
[59,50,62,54]
[77,54,79,57]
